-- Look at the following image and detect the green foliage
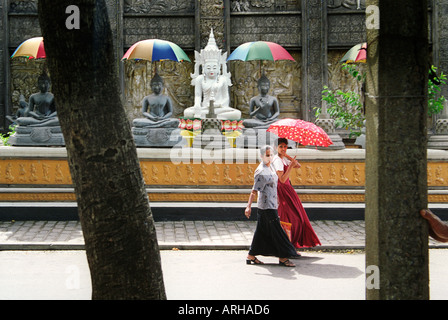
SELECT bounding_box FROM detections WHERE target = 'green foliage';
[319,85,365,137]
[428,65,447,116]
[315,63,447,137]
[0,125,17,146]
[314,63,365,137]
[341,63,366,83]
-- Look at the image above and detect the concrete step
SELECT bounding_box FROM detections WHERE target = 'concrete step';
[2,201,448,221]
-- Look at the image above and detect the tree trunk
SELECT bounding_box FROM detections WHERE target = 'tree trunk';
[38,0,166,299]
[365,0,429,299]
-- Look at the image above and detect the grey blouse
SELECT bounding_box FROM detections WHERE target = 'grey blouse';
[252,162,279,210]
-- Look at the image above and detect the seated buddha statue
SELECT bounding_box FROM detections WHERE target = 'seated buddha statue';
[243,75,280,129]
[183,29,241,120]
[15,72,60,127]
[132,73,179,128]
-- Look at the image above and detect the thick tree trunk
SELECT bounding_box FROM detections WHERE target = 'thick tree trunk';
[365,0,429,299]
[38,0,166,299]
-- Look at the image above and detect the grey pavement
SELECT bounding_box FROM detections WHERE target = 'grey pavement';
[0,219,447,250]
[2,249,448,300]
[2,220,448,300]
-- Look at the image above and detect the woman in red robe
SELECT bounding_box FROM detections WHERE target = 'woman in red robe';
[272,138,321,251]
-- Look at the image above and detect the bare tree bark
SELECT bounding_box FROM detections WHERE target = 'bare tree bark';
[38,0,166,299]
[365,0,429,300]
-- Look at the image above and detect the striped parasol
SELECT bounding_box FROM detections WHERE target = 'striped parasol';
[122,39,190,62]
[11,37,46,59]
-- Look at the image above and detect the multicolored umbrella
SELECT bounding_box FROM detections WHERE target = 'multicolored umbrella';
[122,39,190,62]
[267,118,333,147]
[340,42,367,64]
[11,37,46,59]
[227,41,295,62]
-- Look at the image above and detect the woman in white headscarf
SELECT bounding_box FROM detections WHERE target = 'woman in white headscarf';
[245,145,299,267]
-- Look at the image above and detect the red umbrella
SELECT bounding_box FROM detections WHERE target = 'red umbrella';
[267,118,333,147]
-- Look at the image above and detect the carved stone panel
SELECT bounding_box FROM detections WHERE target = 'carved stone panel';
[0,159,368,188]
[229,14,301,47]
[8,15,41,48]
[327,0,366,10]
[124,0,195,14]
[9,0,38,14]
[123,59,194,121]
[229,52,301,119]
[199,0,225,49]
[328,13,366,46]
[9,58,46,116]
[327,50,365,94]
[200,18,226,49]
[124,16,195,49]
[230,0,301,12]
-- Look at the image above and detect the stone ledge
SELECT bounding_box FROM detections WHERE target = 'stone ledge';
[2,200,448,222]
[1,187,448,204]
[1,146,448,161]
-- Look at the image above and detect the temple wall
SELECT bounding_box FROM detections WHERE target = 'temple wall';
[1,147,448,204]
[1,2,446,222]
[0,1,439,131]
[1,0,373,130]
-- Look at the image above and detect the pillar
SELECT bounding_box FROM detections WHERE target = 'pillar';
[365,0,429,299]
[301,0,327,123]
[0,0,9,132]
[302,0,344,149]
[428,0,448,149]
[197,0,225,50]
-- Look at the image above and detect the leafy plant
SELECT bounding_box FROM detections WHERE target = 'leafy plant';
[319,85,365,137]
[314,63,365,137]
[428,65,447,116]
[341,63,366,82]
[0,125,17,146]
[316,63,447,137]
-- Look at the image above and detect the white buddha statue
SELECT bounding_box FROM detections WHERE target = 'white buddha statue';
[184,30,241,120]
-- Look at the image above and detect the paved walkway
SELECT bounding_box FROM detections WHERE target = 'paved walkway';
[0,220,446,250]
[2,220,448,300]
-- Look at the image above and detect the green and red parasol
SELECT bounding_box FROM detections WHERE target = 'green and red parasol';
[340,42,367,64]
[227,41,295,62]
[11,37,46,60]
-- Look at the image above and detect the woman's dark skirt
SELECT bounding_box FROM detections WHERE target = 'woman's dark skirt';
[248,208,299,258]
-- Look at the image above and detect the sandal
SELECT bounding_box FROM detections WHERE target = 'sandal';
[279,259,295,267]
[246,257,264,265]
